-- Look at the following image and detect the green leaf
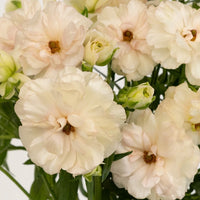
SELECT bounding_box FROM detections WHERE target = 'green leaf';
[0,100,21,138]
[0,139,10,165]
[82,7,88,17]
[30,167,52,200]
[102,153,115,182]
[23,159,34,165]
[82,62,93,72]
[55,170,79,200]
[113,151,132,161]
[11,1,22,8]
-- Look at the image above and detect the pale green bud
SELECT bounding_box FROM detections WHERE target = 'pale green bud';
[0,51,29,99]
[65,0,106,13]
[0,51,18,82]
[84,166,102,182]
[6,0,21,12]
[84,30,116,66]
[117,82,155,110]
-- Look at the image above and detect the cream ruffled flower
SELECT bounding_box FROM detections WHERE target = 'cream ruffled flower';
[0,0,41,52]
[15,1,92,76]
[96,0,155,81]
[147,1,200,85]
[15,67,126,175]
[111,109,200,200]
[156,82,200,145]
[0,0,40,52]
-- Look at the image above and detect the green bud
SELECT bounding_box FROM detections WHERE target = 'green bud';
[0,51,18,82]
[0,51,29,99]
[84,166,102,182]
[82,61,93,72]
[6,0,22,12]
[117,82,155,110]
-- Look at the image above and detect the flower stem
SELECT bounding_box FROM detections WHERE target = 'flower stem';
[86,179,94,200]
[41,170,56,200]
[0,135,15,140]
[0,166,31,199]
[107,62,116,90]
[79,178,88,197]
[94,176,102,200]
[86,176,102,200]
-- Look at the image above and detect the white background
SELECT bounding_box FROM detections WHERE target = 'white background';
[0,1,87,200]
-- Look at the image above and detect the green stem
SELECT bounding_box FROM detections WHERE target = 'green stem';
[115,76,125,83]
[93,67,107,78]
[86,176,102,200]
[79,178,88,197]
[0,135,15,140]
[94,66,121,90]
[107,62,116,90]
[86,179,94,200]
[151,64,160,86]
[41,170,56,200]
[0,166,31,199]
[125,78,131,87]
[8,145,26,151]
[94,176,102,200]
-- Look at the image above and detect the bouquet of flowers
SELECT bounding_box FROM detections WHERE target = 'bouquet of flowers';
[1,0,200,199]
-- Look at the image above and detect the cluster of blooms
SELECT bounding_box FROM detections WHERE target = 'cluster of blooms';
[1,0,200,199]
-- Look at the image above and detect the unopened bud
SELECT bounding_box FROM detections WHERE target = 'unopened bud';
[117,82,155,109]
[6,0,21,12]
[0,51,29,99]
[84,166,102,182]
[84,30,116,66]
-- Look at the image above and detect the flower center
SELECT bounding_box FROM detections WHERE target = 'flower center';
[123,30,133,42]
[62,122,75,135]
[48,41,61,54]
[192,123,200,131]
[182,29,197,42]
[143,151,157,164]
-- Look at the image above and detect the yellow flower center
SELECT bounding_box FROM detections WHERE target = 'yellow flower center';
[192,123,200,131]
[182,29,197,42]
[123,30,133,42]
[143,151,157,164]
[48,41,61,54]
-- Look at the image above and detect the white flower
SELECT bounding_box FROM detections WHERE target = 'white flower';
[147,1,200,85]
[0,17,17,52]
[15,2,92,76]
[15,67,126,175]
[96,0,155,81]
[84,29,116,66]
[0,0,41,52]
[111,109,200,200]
[5,0,41,25]
[156,82,200,145]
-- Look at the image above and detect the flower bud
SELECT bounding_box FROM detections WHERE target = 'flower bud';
[84,166,102,182]
[117,82,155,109]
[0,51,29,99]
[65,0,100,13]
[0,51,18,82]
[6,0,21,12]
[84,30,116,66]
